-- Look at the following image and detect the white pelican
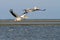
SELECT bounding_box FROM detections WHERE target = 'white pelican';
[9,9,28,21]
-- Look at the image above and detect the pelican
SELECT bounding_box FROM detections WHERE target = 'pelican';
[9,9,28,21]
[23,6,46,14]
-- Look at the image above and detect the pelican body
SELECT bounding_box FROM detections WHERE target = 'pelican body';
[9,7,46,21]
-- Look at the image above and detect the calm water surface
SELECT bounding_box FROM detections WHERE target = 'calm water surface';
[0,25,60,40]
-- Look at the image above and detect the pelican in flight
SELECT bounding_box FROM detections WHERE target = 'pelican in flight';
[23,6,46,14]
[9,9,28,21]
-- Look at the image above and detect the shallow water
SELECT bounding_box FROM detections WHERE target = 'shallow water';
[0,25,60,40]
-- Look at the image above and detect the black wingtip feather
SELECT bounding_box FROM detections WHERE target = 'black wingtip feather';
[9,9,17,17]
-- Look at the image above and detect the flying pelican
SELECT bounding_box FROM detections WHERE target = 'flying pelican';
[9,9,28,21]
[23,6,46,14]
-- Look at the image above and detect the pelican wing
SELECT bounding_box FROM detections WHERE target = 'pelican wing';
[42,9,46,11]
[40,9,46,11]
[9,9,18,17]
[23,9,29,14]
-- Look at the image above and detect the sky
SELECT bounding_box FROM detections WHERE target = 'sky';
[0,0,60,19]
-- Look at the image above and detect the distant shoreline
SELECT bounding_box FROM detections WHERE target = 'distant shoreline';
[0,19,60,25]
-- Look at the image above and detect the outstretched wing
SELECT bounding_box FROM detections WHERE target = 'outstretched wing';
[23,9,28,14]
[9,9,18,17]
[40,9,46,11]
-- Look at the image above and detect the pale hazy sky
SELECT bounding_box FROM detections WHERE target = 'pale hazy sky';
[0,0,60,19]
